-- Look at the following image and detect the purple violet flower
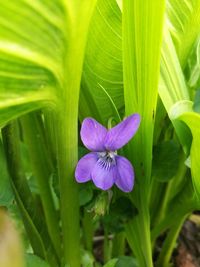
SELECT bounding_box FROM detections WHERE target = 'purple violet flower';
[75,114,141,192]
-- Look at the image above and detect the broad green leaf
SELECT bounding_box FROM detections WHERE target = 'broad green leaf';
[0,1,98,266]
[159,29,192,154]
[123,0,165,184]
[159,0,200,152]
[0,1,65,127]
[122,1,165,267]
[26,254,50,267]
[81,0,123,123]
[51,2,98,266]
[152,141,180,182]
[160,29,190,112]
[170,100,200,198]
[167,0,200,67]
[79,184,93,207]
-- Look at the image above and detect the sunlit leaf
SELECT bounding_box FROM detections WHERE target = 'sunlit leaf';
[0,1,65,127]
[167,0,200,67]
[81,0,123,123]
[186,37,200,89]
[170,100,200,198]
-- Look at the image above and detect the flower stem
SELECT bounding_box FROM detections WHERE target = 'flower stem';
[82,209,94,252]
[156,214,187,267]
[103,229,112,263]
[112,232,125,257]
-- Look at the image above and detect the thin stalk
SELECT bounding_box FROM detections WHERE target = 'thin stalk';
[103,229,112,263]
[156,214,188,267]
[152,181,172,227]
[112,232,125,258]
[20,113,61,258]
[82,209,94,252]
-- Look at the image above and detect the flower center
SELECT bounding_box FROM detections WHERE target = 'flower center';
[97,151,117,170]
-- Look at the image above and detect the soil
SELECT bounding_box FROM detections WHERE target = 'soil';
[93,216,200,266]
[175,217,200,267]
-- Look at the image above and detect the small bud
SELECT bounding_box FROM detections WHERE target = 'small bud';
[94,191,112,216]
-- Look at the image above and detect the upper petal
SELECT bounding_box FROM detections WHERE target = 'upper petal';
[75,152,98,183]
[104,114,141,151]
[91,160,117,190]
[115,156,134,192]
[80,118,107,151]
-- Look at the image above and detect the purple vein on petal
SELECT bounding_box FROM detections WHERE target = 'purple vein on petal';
[91,160,117,190]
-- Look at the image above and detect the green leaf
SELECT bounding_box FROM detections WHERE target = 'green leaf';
[0,1,64,127]
[79,184,93,206]
[177,115,200,198]
[103,197,137,233]
[160,29,190,112]
[122,1,165,267]
[81,250,95,267]
[123,0,165,185]
[81,0,123,123]
[26,254,50,267]
[167,0,200,67]
[194,90,200,113]
[170,100,200,198]
[115,257,138,267]
[0,140,13,206]
[152,141,180,182]
[159,30,192,154]
[103,259,118,267]
[186,38,200,90]
[104,257,138,267]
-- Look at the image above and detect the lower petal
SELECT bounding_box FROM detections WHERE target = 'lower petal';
[115,156,134,192]
[91,162,117,190]
[75,152,97,183]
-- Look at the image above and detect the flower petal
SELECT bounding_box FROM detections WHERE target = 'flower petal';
[75,152,98,183]
[91,161,117,190]
[81,118,107,151]
[104,114,141,151]
[115,156,134,192]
